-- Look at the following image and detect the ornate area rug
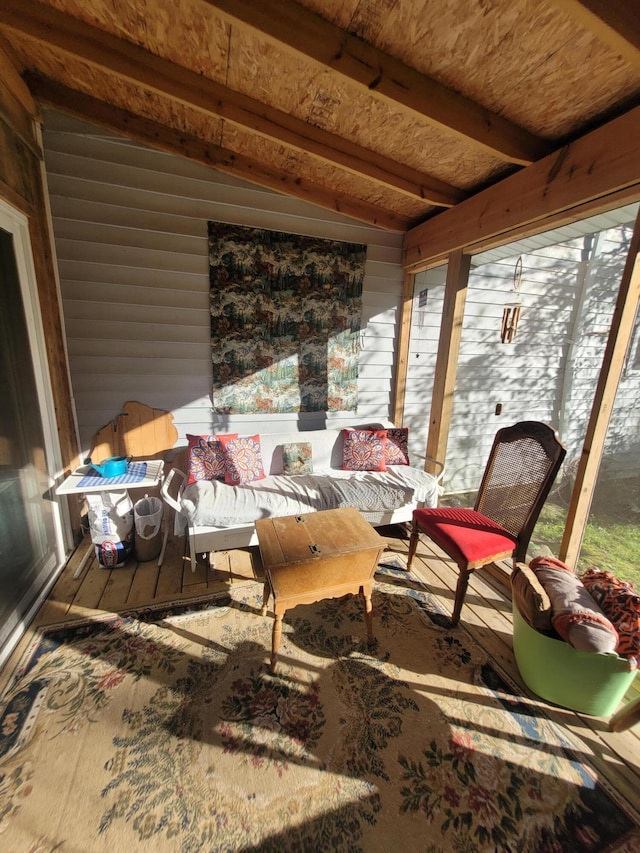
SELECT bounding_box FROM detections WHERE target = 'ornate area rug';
[1,564,639,853]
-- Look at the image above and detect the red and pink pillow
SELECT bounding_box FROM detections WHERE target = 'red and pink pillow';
[187,433,237,485]
[342,429,387,471]
[186,433,265,485]
[385,427,410,466]
[218,433,266,485]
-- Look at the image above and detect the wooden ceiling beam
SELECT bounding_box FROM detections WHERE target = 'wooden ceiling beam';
[403,106,640,271]
[28,75,410,232]
[0,32,38,119]
[550,1,640,69]
[203,0,550,166]
[0,35,41,157]
[0,0,464,210]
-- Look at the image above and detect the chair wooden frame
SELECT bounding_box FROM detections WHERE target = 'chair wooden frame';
[407,421,566,625]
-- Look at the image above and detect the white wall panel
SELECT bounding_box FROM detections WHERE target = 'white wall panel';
[42,110,404,455]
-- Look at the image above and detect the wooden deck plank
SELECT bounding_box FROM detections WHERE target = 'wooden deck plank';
[127,557,161,606]
[98,561,137,612]
[229,546,260,581]
[70,551,111,611]
[207,549,232,586]
[34,540,93,625]
[155,534,189,599]
[184,548,209,588]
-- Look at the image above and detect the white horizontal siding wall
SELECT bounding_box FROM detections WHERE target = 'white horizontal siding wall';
[574,223,640,480]
[405,214,638,496]
[42,110,404,456]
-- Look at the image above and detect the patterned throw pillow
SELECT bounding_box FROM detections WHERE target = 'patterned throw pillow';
[582,568,640,667]
[385,427,410,465]
[342,429,387,472]
[511,563,553,632]
[186,433,237,485]
[282,442,313,476]
[219,434,266,485]
[529,557,618,654]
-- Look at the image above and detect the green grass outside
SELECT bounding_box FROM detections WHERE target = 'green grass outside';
[531,498,640,589]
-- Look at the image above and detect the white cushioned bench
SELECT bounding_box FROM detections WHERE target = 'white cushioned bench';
[161,424,442,569]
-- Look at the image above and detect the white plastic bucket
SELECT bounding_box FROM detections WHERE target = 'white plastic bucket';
[134,496,163,561]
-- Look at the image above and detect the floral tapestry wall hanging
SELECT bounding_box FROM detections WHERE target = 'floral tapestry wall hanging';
[208,222,366,414]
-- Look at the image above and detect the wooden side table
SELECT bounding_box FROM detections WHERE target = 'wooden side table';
[255,507,386,673]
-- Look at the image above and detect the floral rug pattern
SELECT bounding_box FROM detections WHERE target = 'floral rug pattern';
[0,568,639,852]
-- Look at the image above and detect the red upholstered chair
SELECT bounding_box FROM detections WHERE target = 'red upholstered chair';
[406,421,566,626]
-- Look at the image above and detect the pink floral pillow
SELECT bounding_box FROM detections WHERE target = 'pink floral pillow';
[342,429,387,472]
[219,434,266,485]
[186,433,237,485]
[385,427,410,465]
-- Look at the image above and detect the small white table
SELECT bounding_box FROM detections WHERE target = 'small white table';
[56,459,165,577]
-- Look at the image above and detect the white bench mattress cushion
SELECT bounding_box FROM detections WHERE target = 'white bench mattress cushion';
[180,466,437,528]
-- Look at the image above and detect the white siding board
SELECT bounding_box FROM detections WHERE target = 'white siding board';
[65,301,204,326]
[46,172,388,246]
[63,281,209,310]
[57,260,205,289]
[64,319,211,343]
[358,351,395,367]
[56,239,209,274]
[362,290,400,309]
[45,138,403,247]
[72,373,209,393]
[70,356,207,376]
[66,338,210,360]
[50,197,222,237]
[53,219,209,255]
[74,391,214,412]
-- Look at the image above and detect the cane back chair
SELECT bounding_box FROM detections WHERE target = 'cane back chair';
[406,421,566,625]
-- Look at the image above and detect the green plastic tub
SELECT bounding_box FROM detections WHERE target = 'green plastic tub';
[512,601,636,716]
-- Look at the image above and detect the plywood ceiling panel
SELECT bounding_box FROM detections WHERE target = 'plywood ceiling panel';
[43,0,230,82]
[2,0,639,230]
[226,27,506,188]
[222,124,433,220]
[303,0,640,138]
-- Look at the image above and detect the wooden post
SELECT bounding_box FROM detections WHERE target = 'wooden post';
[560,207,640,566]
[424,250,471,476]
[391,271,415,426]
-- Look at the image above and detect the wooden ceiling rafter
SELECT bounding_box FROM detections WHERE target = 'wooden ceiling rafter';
[203,0,551,166]
[403,105,640,272]
[0,36,42,159]
[27,75,411,231]
[0,0,466,213]
[0,32,38,119]
[551,0,640,70]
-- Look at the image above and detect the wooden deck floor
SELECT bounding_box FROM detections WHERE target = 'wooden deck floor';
[4,523,640,818]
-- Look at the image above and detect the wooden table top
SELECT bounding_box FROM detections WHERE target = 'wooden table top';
[255,507,384,570]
